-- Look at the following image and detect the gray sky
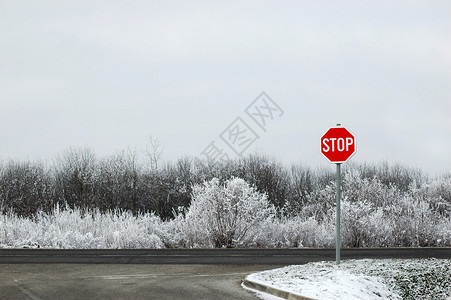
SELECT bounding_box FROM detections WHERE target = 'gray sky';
[1,1,450,175]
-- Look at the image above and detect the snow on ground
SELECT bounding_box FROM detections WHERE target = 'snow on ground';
[246,258,451,300]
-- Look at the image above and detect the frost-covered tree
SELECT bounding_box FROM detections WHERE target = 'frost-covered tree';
[184,177,276,248]
[0,161,54,217]
[95,150,141,213]
[54,148,97,210]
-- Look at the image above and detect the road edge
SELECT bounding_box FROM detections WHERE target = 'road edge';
[242,278,315,300]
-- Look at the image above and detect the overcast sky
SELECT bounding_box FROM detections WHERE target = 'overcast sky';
[1,1,450,175]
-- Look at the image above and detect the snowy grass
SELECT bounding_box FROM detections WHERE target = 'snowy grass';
[0,203,450,249]
[0,206,164,249]
[246,258,451,300]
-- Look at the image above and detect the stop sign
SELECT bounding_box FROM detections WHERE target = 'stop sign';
[321,127,356,163]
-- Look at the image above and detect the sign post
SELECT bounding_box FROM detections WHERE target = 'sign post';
[321,125,356,264]
[336,163,341,264]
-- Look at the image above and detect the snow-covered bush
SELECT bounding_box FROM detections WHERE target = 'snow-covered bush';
[340,200,395,247]
[158,207,190,248]
[343,169,402,208]
[314,169,451,248]
[183,177,276,248]
[426,176,451,217]
[385,196,444,247]
[0,206,163,249]
[255,215,335,248]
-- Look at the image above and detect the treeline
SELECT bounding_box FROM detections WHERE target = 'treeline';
[2,174,450,249]
[0,148,449,222]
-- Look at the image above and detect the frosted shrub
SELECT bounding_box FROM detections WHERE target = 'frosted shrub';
[245,214,334,248]
[427,176,451,217]
[184,177,276,248]
[343,169,401,208]
[341,200,391,247]
[0,206,164,249]
[159,207,190,248]
[245,217,283,248]
[282,216,334,248]
[389,196,442,247]
[307,169,451,248]
[301,183,336,221]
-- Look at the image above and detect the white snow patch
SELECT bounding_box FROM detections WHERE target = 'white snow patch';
[247,263,398,299]
[246,259,451,300]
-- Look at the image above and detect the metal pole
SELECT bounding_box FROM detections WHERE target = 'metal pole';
[336,163,341,264]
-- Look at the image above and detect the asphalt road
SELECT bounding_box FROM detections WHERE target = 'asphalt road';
[0,248,449,299]
[0,264,281,300]
[0,248,450,264]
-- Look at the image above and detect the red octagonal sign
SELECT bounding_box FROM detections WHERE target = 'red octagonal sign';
[321,127,356,164]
